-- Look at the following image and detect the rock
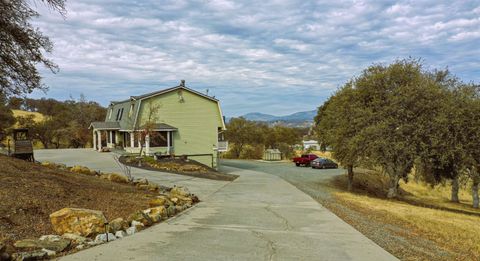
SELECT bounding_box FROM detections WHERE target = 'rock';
[38,235,62,242]
[175,205,185,213]
[61,233,88,244]
[75,244,85,250]
[14,238,70,252]
[69,165,96,175]
[143,206,166,222]
[41,248,56,257]
[169,197,179,205]
[50,208,107,237]
[148,196,170,207]
[125,226,136,236]
[180,195,194,204]
[130,220,144,231]
[99,174,110,180]
[147,183,159,192]
[94,233,116,243]
[11,250,47,261]
[109,218,128,233]
[134,178,148,185]
[191,194,200,203]
[170,186,191,197]
[127,211,153,227]
[136,184,150,191]
[86,241,103,247]
[114,231,126,239]
[107,173,129,184]
[166,205,176,217]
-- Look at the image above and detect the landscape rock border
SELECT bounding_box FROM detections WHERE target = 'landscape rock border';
[3,162,200,260]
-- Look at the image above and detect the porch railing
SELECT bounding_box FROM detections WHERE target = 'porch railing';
[217,141,228,152]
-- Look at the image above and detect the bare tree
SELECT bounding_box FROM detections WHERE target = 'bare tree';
[1,0,66,97]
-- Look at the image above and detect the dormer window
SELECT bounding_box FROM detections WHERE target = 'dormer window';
[115,108,124,121]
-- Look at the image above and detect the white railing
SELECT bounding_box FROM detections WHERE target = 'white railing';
[218,141,228,152]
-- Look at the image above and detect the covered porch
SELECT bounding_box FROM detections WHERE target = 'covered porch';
[89,122,177,156]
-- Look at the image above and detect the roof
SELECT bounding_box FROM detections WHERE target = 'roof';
[89,121,120,130]
[139,123,178,131]
[112,82,219,105]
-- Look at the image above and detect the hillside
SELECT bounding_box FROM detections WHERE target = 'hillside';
[0,155,154,246]
[12,109,45,125]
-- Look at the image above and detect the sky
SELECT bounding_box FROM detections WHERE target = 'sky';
[31,0,480,117]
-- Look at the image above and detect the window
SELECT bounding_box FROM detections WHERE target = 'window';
[115,109,121,121]
[118,108,124,121]
[150,131,172,147]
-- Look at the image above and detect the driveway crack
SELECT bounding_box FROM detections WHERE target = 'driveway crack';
[251,230,277,261]
[265,205,293,231]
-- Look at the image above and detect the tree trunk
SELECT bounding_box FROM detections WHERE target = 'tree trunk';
[451,176,460,203]
[473,179,479,209]
[387,173,400,199]
[347,165,354,191]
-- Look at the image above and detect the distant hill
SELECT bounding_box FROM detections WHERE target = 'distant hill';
[228,110,317,127]
[12,110,45,125]
[242,110,316,122]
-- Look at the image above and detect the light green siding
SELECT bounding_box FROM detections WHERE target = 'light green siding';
[137,89,223,167]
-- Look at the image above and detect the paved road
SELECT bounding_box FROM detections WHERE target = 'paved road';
[35,149,228,199]
[35,150,396,260]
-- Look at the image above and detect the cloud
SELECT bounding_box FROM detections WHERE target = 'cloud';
[31,0,480,116]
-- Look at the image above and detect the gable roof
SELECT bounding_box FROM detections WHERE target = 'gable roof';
[112,81,218,105]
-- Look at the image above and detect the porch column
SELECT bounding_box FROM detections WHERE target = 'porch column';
[145,134,150,155]
[97,130,102,151]
[92,130,97,150]
[130,132,135,148]
[137,132,142,148]
[167,131,171,155]
[109,131,113,145]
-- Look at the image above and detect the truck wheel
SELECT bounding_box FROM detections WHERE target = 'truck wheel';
[295,163,300,166]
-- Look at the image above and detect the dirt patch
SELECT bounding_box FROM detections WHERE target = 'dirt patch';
[121,156,238,181]
[0,154,157,246]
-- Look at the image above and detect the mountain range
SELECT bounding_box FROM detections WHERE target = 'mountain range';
[228,110,317,127]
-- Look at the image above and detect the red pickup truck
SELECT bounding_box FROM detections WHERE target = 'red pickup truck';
[292,154,318,167]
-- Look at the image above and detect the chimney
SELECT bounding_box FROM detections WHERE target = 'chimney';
[180,80,185,87]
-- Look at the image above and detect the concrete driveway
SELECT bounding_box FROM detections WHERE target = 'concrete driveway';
[35,149,396,260]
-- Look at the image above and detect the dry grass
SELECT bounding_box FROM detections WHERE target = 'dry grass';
[331,169,480,260]
[334,192,480,260]
[12,110,45,124]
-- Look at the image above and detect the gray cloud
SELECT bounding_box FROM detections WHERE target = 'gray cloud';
[31,0,480,116]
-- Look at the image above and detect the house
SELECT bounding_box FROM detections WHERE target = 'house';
[89,80,227,168]
[302,140,320,150]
